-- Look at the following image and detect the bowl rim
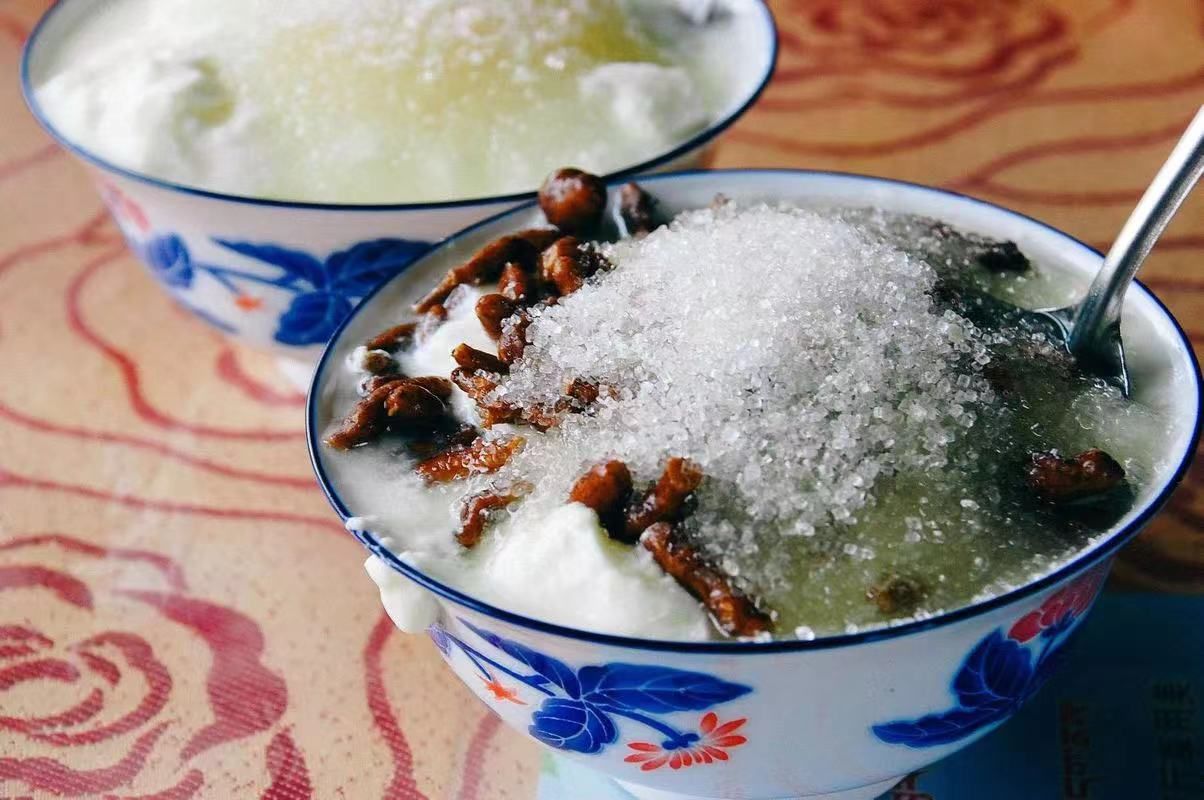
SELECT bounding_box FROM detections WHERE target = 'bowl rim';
[19,0,778,212]
[307,168,1203,654]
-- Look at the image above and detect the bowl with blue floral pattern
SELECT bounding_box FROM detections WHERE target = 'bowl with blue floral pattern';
[306,170,1200,800]
[18,0,777,360]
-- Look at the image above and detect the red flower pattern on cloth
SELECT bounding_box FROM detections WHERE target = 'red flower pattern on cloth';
[0,534,310,799]
[1008,562,1109,643]
[773,0,1075,106]
[623,713,748,772]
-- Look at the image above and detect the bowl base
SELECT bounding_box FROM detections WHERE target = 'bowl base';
[614,774,903,800]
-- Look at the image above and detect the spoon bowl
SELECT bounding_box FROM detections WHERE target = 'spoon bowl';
[1034,106,1204,394]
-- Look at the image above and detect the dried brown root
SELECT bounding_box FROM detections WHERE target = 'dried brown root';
[498,312,533,365]
[618,182,662,237]
[1026,449,1125,503]
[453,343,509,375]
[415,304,448,338]
[360,349,398,375]
[414,228,561,312]
[564,378,599,408]
[406,424,480,459]
[405,376,454,400]
[538,168,608,234]
[451,367,598,431]
[568,460,633,539]
[365,323,417,352]
[325,379,405,450]
[384,381,448,425]
[498,262,536,304]
[642,523,773,638]
[365,374,406,393]
[326,375,455,450]
[563,378,618,409]
[476,293,518,340]
[415,435,526,483]
[456,483,532,548]
[539,237,609,297]
[625,457,704,540]
[449,368,520,427]
[450,367,499,400]
[866,572,929,616]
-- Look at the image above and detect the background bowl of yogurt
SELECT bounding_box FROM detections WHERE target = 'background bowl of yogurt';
[307,170,1201,800]
[20,0,776,360]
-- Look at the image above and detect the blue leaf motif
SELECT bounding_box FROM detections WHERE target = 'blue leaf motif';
[214,239,327,289]
[427,624,451,657]
[462,620,579,697]
[145,234,193,288]
[529,698,617,754]
[275,291,353,346]
[326,238,432,297]
[872,627,1060,749]
[872,706,1010,748]
[578,664,752,714]
[953,631,1032,712]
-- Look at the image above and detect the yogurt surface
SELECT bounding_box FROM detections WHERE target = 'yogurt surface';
[31,0,758,203]
[317,195,1175,643]
[341,289,715,640]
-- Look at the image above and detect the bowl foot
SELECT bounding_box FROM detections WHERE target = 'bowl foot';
[614,774,903,800]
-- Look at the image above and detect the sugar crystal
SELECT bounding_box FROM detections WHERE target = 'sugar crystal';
[484,203,995,596]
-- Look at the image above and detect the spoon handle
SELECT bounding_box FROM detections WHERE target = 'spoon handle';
[1069,105,1204,355]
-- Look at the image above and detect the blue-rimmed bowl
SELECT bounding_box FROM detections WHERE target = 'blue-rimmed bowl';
[308,170,1201,800]
[19,0,777,360]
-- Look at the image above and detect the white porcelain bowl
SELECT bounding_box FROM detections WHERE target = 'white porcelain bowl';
[308,171,1201,800]
[19,0,777,360]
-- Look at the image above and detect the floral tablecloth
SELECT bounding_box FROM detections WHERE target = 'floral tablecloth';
[2,1,1201,797]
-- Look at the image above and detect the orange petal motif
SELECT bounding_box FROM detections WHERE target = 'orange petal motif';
[234,295,264,311]
[709,717,747,738]
[624,752,662,764]
[480,677,526,704]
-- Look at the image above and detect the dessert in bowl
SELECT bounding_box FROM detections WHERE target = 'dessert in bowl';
[20,0,775,358]
[308,169,1199,800]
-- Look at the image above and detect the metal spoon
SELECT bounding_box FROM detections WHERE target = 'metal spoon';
[1037,105,1204,395]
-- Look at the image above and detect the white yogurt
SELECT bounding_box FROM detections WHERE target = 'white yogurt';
[329,280,715,640]
[31,0,757,204]
[368,503,713,639]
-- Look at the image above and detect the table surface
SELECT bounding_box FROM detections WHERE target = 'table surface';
[2,1,1202,797]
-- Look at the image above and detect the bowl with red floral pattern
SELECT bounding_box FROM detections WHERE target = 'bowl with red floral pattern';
[307,170,1201,800]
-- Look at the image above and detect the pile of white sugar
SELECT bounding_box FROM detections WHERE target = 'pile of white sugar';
[328,200,1164,638]
[481,203,996,590]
